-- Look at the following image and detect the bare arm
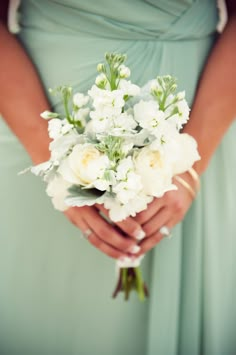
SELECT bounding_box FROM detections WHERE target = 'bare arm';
[0,21,51,164]
[0,13,144,257]
[184,3,236,174]
[136,4,236,254]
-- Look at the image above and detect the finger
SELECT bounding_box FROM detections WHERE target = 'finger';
[83,206,139,254]
[88,232,128,259]
[142,207,170,237]
[96,204,146,241]
[65,207,130,259]
[134,198,164,225]
[137,220,173,255]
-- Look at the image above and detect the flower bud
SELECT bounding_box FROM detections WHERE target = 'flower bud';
[97,63,105,73]
[95,73,107,88]
[40,110,59,119]
[176,91,185,100]
[118,65,131,78]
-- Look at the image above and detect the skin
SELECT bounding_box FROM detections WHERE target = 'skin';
[0,1,235,260]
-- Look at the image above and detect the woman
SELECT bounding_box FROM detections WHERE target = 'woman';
[0,0,235,354]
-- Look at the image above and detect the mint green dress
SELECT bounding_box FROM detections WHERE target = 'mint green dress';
[1,1,236,354]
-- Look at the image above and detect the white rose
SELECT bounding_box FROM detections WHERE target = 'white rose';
[46,175,71,211]
[134,146,176,197]
[168,133,200,175]
[58,144,110,188]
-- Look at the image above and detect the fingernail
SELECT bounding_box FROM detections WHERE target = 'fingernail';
[134,229,146,241]
[128,245,141,254]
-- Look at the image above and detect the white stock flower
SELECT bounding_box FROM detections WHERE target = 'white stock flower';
[58,144,110,189]
[113,172,143,204]
[48,118,73,140]
[133,100,165,135]
[73,107,90,126]
[104,193,153,222]
[46,175,71,211]
[112,157,143,204]
[89,85,125,117]
[165,99,190,129]
[87,114,111,134]
[112,112,137,132]
[116,156,133,180]
[118,79,140,97]
[134,145,176,197]
[73,93,89,108]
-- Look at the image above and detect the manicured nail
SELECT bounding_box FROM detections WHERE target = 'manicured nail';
[128,245,141,254]
[134,229,146,241]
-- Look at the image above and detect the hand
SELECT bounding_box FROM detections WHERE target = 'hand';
[134,172,196,256]
[64,205,145,259]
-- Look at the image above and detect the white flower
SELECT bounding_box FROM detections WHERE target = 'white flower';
[134,145,176,197]
[48,118,73,140]
[133,100,165,135]
[46,175,71,211]
[118,79,140,97]
[87,113,111,134]
[166,133,200,175]
[165,99,190,129]
[112,157,143,204]
[112,112,137,131]
[116,156,133,180]
[89,85,124,117]
[118,65,131,78]
[73,107,90,126]
[58,144,110,189]
[73,93,89,108]
[104,193,153,222]
[113,172,143,204]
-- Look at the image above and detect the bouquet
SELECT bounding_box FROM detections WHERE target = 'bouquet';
[30,53,200,301]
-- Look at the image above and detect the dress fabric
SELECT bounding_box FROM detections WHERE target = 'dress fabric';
[0,0,236,354]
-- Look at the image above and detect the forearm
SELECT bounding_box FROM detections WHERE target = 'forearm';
[0,22,51,163]
[183,14,236,174]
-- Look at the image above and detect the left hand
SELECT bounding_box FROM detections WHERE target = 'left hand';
[134,172,196,256]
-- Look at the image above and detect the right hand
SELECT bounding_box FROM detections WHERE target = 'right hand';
[64,205,145,259]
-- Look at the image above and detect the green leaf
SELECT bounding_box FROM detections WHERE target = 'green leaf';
[65,185,106,207]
